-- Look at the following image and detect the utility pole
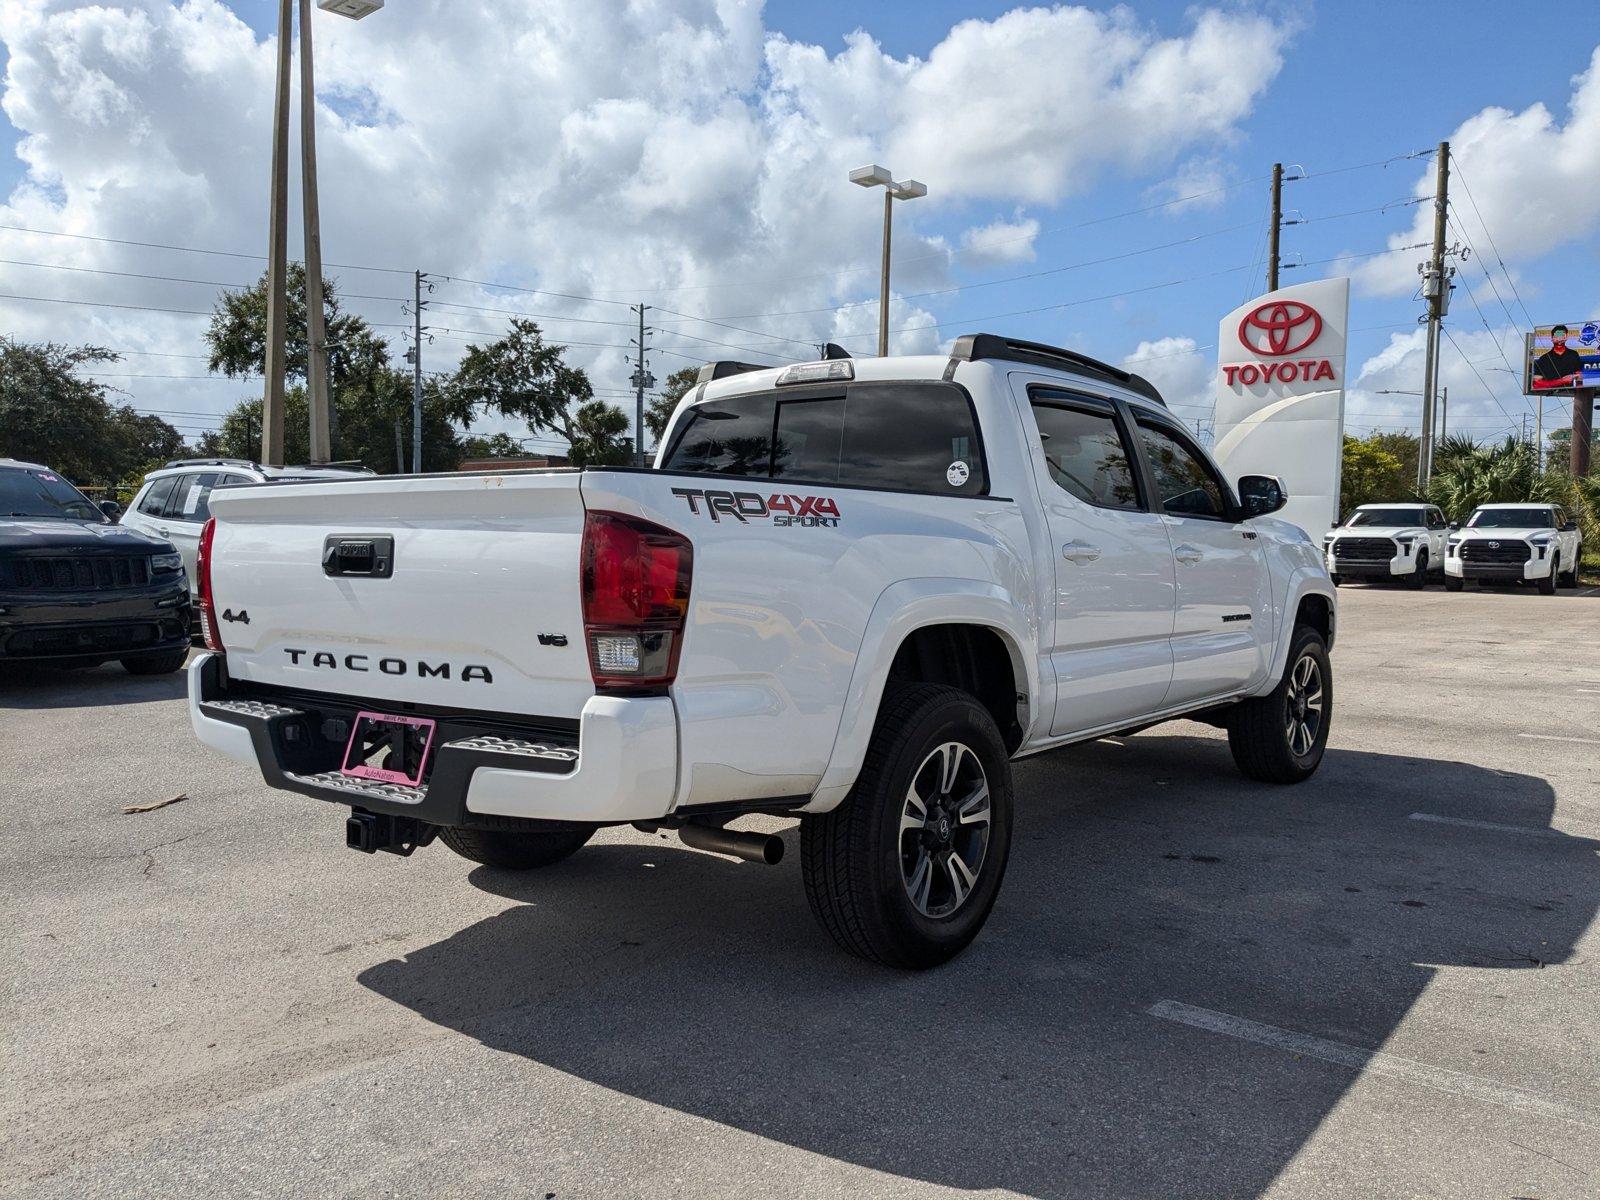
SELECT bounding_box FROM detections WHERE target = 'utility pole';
[261,0,293,469]
[1417,141,1451,490]
[878,189,893,357]
[1267,162,1283,293]
[409,270,428,473]
[1574,389,1595,477]
[630,304,654,466]
[300,0,331,464]
[1438,385,1448,445]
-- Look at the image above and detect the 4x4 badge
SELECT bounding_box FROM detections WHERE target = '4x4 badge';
[222,608,250,625]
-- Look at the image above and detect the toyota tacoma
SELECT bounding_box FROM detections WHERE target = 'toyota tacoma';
[187,335,1336,967]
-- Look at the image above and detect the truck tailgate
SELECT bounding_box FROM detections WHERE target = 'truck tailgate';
[206,472,593,719]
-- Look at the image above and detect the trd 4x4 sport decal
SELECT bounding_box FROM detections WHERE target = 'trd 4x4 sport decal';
[671,487,840,528]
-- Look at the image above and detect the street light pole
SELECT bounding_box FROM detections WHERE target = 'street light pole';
[261,0,293,469]
[300,0,330,464]
[850,165,927,357]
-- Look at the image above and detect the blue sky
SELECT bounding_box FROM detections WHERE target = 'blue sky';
[1,2,1596,448]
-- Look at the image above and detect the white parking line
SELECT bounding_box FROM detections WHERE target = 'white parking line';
[1408,812,1563,838]
[1518,733,1600,746]
[1148,1000,1600,1128]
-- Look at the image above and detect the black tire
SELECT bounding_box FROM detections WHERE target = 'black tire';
[800,684,1013,969]
[1538,556,1557,595]
[1445,576,1464,592]
[1227,625,1331,785]
[121,648,189,675]
[439,825,594,869]
[1406,550,1428,589]
[1329,573,1342,586]
[1559,547,1580,588]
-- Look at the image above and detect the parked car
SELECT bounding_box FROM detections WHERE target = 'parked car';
[1323,503,1449,588]
[0,458,191,674]
[121,458,373,596]
[1444,502,1583,594]
[186,335,1336,967]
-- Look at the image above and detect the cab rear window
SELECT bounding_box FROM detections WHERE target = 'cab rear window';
[663,382,987,496]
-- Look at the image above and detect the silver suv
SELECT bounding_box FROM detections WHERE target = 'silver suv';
[122,459,371,596]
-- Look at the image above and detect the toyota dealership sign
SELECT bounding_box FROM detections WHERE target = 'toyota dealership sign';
[1212,278,1350,539]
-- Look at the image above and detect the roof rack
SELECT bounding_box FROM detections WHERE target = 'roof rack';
[947,333,1165,406]
[163,457,261,471]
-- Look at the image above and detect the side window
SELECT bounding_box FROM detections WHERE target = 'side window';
[179,473,223,522]
[195,474,247,522]
[835,383,986,495]
[1029,399,1141,511]
[1136,421,1229,520]
[137,476,179,518]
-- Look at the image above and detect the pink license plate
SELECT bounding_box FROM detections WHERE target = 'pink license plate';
[340,711,437,787]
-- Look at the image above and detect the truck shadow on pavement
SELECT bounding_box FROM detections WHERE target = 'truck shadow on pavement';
[0,659,189,709]
[359,733,1598,1198]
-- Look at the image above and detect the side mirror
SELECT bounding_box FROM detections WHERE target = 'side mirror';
[1237,474,1287,518]
[1561,520,1579,532]
[1448,521,1460,531]
[99,500,123,520]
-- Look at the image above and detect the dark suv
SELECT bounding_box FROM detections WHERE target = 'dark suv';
[0,459,191,674]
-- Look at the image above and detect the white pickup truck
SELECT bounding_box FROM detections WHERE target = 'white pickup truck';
[1445,502,1584,594]
[1324,502,1449,588]
[188,335,1336,967]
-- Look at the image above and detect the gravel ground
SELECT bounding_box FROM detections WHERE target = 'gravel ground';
[3,582,1598,1199]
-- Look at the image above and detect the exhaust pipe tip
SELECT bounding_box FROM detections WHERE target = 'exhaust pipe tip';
[678,822,785,865]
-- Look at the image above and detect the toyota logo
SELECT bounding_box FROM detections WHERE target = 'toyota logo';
[1239,300,1324,356]
[1489,541,1500,549]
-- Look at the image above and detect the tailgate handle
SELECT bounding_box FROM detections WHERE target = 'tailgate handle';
[323,535,394,578]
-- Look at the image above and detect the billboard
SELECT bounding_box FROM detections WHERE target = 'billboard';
[1211,278,1350,541]
[1525,322,1600,394]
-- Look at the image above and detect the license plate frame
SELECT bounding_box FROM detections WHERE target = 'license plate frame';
[340,710,437,787]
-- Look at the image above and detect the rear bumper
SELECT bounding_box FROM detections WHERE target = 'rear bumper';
[0,582,191,660]
[187,653,678,826]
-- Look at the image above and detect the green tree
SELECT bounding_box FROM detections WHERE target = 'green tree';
[457,432,528,460]
[207,263,389,389]
[1338,434,1410,518]
[443,318,627,463]
[645,365,701,442]
[0,338,186,487]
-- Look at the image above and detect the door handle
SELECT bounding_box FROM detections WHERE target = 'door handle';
[1061,540,1102,565]
[155,526,171,537]
[1174,544,1203,564]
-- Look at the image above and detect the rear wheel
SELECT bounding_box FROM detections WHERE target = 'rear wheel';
[439,825,594,869]
[1406,550,1429,589]
[121,648,189,675]
[801,684,1013,969]
[1227,625,1331,784]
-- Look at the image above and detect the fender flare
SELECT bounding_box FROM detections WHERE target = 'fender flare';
[802,578,1039,812]
[1253,568,1337,696]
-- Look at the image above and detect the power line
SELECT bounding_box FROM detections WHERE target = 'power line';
[1449,157,1534,327]
[0,222,412,274]
[1441,325,1519,428]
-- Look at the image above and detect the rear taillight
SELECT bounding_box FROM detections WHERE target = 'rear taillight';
[580,510,692,693]
[197,516,223,653]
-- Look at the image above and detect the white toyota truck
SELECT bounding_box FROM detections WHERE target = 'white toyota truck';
[188,335,1336,967]
[1444,501,1584,594]
[1324,502,1449,588]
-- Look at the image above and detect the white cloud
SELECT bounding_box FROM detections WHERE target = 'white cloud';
[0,1,1291,444]
[1347,326,1534,440]
[1356,46,1600,297]
[1122,335,1212,419]
[958,216,1039,268]
[1143,156,1230,214]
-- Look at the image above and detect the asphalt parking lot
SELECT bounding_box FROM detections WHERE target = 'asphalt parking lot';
[4,583,1598,1199]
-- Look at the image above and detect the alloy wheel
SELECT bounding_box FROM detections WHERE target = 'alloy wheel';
[1284,653,1324,758]
[900,741,991,918]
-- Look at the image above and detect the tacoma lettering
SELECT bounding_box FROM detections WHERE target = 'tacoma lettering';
[283,649,492,684]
